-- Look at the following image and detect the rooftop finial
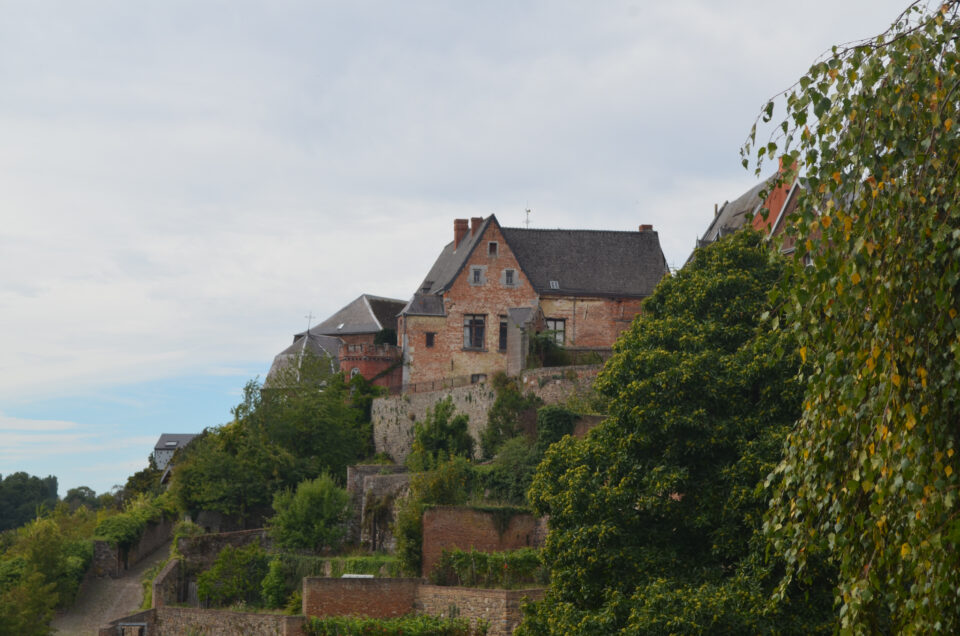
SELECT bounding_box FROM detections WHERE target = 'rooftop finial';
[525,208,531,228]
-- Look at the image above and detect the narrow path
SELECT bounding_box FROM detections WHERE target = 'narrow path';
[52,540,171,636]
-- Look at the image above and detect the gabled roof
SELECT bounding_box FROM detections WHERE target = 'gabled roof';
[402,215,669,313]
[302,294,406,337]
[500,226,668,297]
[154,434,197,452]
[698,175,776,246]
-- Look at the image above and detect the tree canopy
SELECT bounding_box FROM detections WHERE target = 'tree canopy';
[744,2,960,632]
[519,231,830,634]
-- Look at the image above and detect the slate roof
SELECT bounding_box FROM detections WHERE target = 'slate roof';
[500,226,668,297]
[265,333,340,387]
[402,215,668,313]
[154,434,197,452]
[301,294,406,337]
[698,174,776,246]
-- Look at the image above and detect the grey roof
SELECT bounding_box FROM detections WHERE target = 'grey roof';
[501,226,668,297]
[698,174,776,246]
[265,333,340,387]
[301,294,406,337]
[154,434,197,451]
[402,215,668,313]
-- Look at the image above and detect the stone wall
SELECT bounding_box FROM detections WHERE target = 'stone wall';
[360,472,410,551]
[421,506,543,578]
[177,528,270,577]
[372,365,599,462]
[345,464,408,546]
[152,558,181,608]
[302,577,422,619]
[91,517,175,578]
[98,608,305,636]
[417,585,545,636]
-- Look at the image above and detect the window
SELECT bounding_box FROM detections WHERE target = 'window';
[350,367,361,378]
[488,241,498,256]
[499,317,508,351]
[463,314,485,349]
[545,318,566,345]
[505,269,515,285]
[473,268,482,284]
[549,280,559,289]
[470,266,488,286]
[425,332,435,348]
[348,344,363,353]
[471,373,487,384]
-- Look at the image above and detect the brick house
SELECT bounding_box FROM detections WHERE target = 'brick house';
[266,294,407,390]
[398,215,669,387]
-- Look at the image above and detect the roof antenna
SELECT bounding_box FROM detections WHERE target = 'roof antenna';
[524,208,531,228]
[305,312,315,333]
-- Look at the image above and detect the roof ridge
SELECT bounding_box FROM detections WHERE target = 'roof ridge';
[501,227,657,234]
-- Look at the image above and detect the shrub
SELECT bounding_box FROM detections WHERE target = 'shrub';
[406,397,474,471]
[305,614,485,636]
[476,437,537,505]
[268,474,351,552]
[430,548,547,588]
[196,543,268,607]
[480,373,542,459]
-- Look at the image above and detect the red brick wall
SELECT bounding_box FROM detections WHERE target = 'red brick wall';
[421,507,542,577]
[539,296,643,348]
[405,223,539,385]
[302,577,421,618]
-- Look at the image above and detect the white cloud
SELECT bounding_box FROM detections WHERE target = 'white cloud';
[0,413,78,431]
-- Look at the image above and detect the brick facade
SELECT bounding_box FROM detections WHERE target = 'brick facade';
[420,506,544,578]
[538,296,643,348]
[301,577,422,619]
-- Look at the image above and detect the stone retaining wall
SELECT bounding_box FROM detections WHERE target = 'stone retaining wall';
[152,558,181,608]
[417,585,545,636]
[372,365,600,462]
[98,607,305,636]
[91,517,175,578]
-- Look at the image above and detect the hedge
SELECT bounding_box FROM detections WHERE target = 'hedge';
[429,548,547,589]
[305,614,485,636]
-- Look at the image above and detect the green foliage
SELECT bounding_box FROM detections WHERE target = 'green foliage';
[406,397,474,471]
[430,548,547,589]
[196,543,269,608]
[480,373,543,459]
[0,472,58,532]
[268,474,351,552]
[521,232,830,633]
[305,614,484,636]
[528,331,570,368]
[532,405,576,458]
[745,3,960,632]
[374,328,397,346]
[476,437,537,505]
[63,486,99,512]
[261,552,402,609]
[93,493,172,549]
[123,455,163,499]
[260,557,287,609]
[394,456,477,575]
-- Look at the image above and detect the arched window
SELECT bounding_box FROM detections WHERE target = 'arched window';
[350,367,361,378]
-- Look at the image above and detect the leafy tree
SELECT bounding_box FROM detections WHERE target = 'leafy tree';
[196,543,269,607]
[63,486,99,511]
[519,232,831,634]
[0,472,58,532]
[480,372,543,459]
[268,474,351,552]
[123,455,163,498]
[405,397,474,471]
[744,2,960,631]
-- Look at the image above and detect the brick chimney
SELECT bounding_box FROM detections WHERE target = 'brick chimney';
[470,217,484,236]
[454,219,469,249]
[638,224,654,232]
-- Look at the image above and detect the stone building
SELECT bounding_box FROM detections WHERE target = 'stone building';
[398,215,669,387]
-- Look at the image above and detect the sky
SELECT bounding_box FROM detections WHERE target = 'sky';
[1,0,913,495]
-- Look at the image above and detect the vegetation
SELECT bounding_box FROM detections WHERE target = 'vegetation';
[93,493,174,550]
[430,548,547,589]
[196,542,270,608]
[0,472,58,532]
[268,473,351,552]
[518,232,833,634]
[305,614,485,636]
[405,397,474,471]
[742,2,960,631]
[480,372,542,459]
[262,553,401,609]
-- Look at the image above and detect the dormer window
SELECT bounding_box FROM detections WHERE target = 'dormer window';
[488,241,498,256]
[549,280,559,289]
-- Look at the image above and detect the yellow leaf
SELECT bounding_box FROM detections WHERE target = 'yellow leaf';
[821,215,832,228]
[946,118,954,131]
[832,172,842,184]
[892,373,901,387]
[947,465,954,477]
[800,347,807,363]
[851,271,861,285]
[951,308,958,319]
[906,411,916,430]
[836,281,844,294]
[901,543,911,558]
[949,449,955,458]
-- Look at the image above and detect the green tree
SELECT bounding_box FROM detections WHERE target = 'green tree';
[268,474,351,552]
[0,472,58,532]
[196,543,269,607]
[519,232,830,634]
[405,397,474,471]
[744,2,960,632]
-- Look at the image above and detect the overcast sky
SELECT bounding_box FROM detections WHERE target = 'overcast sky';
[1,0,912,494]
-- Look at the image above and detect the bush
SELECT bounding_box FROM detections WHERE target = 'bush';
[476,437,537,505]
[196,543,269,607]
[261,553,402,608]
[480,373,542,459]
[406,398,474,471]
[430,548,547,589]
[93,494,172,550]
[268,474,351,552]
[305,614,485,636]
